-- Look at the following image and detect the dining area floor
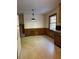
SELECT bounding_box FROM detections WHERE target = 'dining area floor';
[19,35,61,59]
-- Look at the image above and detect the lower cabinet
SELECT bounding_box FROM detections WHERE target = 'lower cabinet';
[54,32,61,48]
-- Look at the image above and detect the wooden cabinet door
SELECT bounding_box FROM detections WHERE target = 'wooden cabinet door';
[54,32,61,47]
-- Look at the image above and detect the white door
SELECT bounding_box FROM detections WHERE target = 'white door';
[17,15,21,58]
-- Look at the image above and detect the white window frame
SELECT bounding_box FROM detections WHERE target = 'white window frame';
[49,14,56,31]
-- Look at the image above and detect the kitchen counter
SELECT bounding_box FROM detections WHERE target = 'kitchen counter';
[55,30,61,33]
[53,30,61,34]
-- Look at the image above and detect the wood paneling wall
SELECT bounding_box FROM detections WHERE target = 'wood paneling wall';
[25,28,54,38]
[25,28,46,36]
[24,28,61,48]
[45,28,54,38]
[19,24,25,34]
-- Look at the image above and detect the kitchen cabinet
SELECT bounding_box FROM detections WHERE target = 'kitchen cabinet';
[54,31,61,48]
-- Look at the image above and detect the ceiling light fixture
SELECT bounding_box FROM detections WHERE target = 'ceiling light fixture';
[32,9,35,20]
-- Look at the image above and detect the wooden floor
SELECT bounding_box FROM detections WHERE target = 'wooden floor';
[19,36,61,59]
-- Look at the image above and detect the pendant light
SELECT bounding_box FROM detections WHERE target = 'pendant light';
[32,9,35,20]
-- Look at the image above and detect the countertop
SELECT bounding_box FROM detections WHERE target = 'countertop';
[53,30,61,33]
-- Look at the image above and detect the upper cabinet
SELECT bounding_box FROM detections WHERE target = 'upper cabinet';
[57,3,61,26]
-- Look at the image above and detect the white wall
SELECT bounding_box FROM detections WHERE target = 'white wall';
[24,14,45,29]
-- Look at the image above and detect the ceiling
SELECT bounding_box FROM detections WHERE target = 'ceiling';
[17,0,58,14]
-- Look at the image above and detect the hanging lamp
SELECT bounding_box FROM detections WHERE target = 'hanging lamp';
[32,9,35,20]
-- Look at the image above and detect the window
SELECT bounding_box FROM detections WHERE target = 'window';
[49,14,56,31]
